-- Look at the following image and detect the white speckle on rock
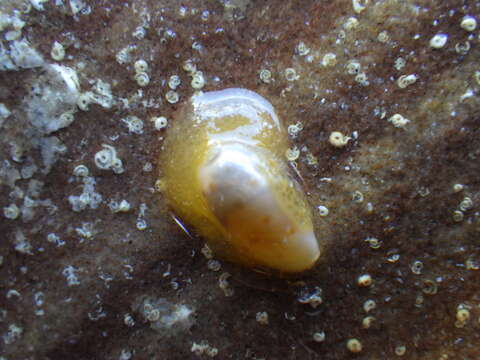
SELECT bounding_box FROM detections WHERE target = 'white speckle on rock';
[68,176,102,212]
[62,265,81,286]
[430,33,448,49]
[26,64,80,134]
[9,38,44,69]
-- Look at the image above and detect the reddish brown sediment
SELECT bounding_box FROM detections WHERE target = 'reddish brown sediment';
[0,0,479,359]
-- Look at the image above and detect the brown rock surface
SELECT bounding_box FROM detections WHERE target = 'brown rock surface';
[0,0,479,359]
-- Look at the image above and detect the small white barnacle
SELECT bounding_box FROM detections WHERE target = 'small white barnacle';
[387,253,400,263]
[166,90,179,104]
[124,313,135,327]
[168,75,181,90]
[460,16,477,32]
[329,131,350,147]
[352,190,364,203]
[453,183,464,193]
[51,41,65,61]
[94,144,118,170]
[116,44,136,64]
[219,272,234,296]
[287,122,303,138]
[352,0,368,14]
[143,303,160,322]
[363,299,376,313]
[77,92,92,111]
[191,71,206,89]
[143,162,153,172]
[285,146,300,161]
[259,69,272,83]
[377,31,389,43]
[70,0,88,15]
[459,196,473,212]
[422,279,438,295]
[430,33,448,49]
[109,199,130,213]
[365,237,381,249]
[136,218,147,230]
[207,259,221,272]
[357,274,373,287]
[317,205,329,217]
[312,331,326,343]
[297,286,323,308]
[73,164,89,177]
[134,72,150,87]
[47,233,64,246]
[347,338,363,353]
[182,59,197,74]
[108,200,119,212]
[134,59,148,73]
[410,260,424,275]
[296,41,310,56]
[388,113,410,128]
[120,200,132,214]
[192,41,203,51]
[344,17,359,31]
[255,311,269,325]
[132,26,146,40]
[346,61,361,75]
[201,10,210,21]
[59,111,75,126]
[455,41,471,55]
[394,57,406,71]
[111,158,124,174]
[397,74,417,88]
[152,116,168,130]
[456,306,471,324]
[395,345,407,356]
[284,68,299,81]
[355,72,369,86]
[322,53,337,67]
[362,316,375,329]
[4,203,20,220]
[122,115,144,134]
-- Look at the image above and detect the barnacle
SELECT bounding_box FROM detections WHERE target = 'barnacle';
[134,59,148,73]
[347,338,363,353]
[3,203,20,220]
[73,164,89,177]
[430,34,448,49]
[357,274,373,287]
[134,72,150,87]
[460,16,477,32]
[51,41,65,61]
[152,116,168,130]
[160,88,321,274]
[168,75,181,90]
